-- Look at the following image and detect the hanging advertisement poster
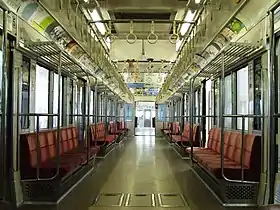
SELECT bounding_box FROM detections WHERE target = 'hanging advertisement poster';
[17,1,73,49]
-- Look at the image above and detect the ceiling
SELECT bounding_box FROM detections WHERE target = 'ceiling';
[83,0,203,98]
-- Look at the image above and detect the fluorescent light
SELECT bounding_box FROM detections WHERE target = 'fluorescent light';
[195,0,201,3]
[180,10,196,36]
[91,9,106,35]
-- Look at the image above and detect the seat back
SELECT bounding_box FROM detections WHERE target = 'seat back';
[182,123,190,138]
[20,126,81,167]
[206,127,261,172]
[232,133,261,170]
[109,121,117,134]
[171,122,180,134]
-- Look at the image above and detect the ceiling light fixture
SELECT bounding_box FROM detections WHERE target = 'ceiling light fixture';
[195,0,201,4]
[91,8,106,35]
[180,10,196,36]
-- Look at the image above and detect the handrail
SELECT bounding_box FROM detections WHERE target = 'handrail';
[19,113,60,181]
[220,114,264,184]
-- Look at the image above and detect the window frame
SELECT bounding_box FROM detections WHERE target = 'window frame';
[21,56,31,129]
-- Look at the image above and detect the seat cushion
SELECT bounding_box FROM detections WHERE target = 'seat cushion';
[199,156,238,167]
[172,135,181,142]
[186,147,212,154]
[98,135,115,143]
[205,162,259,181]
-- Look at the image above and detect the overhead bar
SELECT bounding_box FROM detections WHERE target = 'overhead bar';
[89,19,196,24]
[113,60,175,64]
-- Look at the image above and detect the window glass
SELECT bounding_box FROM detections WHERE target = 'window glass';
[184,96,188,117]
[214,79,219,126]
[21,57,30,129]
[254,58,262,130]
[90,91,93,123]
[158,104,166,121]
[237,66,249,130]
[69,80,74,124]
[35,65,49,129]
[107,99,111,116]
[224,75,232,128]
[79,86,83,115]
[53,73,63,127]
[125,103,133,121]
[74,85,78,122]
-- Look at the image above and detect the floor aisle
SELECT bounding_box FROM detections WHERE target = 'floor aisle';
[89,136,259,210]
[89,136,190,210]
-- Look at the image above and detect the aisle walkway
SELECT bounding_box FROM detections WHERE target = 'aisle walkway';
[89,136,258,210]
[89,136,190,210]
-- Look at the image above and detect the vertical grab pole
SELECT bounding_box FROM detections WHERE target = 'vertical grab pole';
[181,94,185,134]
[241,116,245,182]
[104,94,107,140]
[36,115,40,179]
[86,80,91,163]
[0,8,8,199]
[123,102,126,131]
[56,52,62,174]
[220,52,225,178]
[268,9,276,202]
[190,79,194,162]
[94,82,98,145]
[115,100,118,139]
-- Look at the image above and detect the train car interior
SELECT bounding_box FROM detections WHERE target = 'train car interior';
[1,0,280,210]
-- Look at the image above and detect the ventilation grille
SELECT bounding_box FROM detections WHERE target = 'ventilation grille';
[114,12,171,20]
[224,183,258,202]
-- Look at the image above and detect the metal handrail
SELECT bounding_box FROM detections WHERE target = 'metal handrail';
[220,114,264,184]
[19,113,60,181]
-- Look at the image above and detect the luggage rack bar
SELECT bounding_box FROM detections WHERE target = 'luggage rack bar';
[23,41,87,77]
[197,42,263,78]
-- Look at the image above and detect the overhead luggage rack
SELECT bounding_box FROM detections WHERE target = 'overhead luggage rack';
[23,41,89,77]
[197,42,264,78]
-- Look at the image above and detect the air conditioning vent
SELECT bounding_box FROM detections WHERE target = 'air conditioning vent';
[114,12,172,20]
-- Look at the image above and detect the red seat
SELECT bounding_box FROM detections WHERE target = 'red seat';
[90,122,116,143]
[20,125,99,179]
[172,124,200,146]
[109,121,123,135]
[118,121,128,131]
[162,122,180,135]
[161,122,171,131]
[189,127,261,181]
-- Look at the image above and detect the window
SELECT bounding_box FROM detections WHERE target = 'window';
[125,103,133,121]
[35,65,49,129]
[158,104,166,121]
[224,75,232,128]
[21,57,30,129]
[254,58,262,130]
[74,85,78,122]
[69,80,74,124]
[184,96,188,117]
[107,99,111,116]
[195,91,199,123]
[214,79,219,126]
[53,73,63,127]
[90,90,93,123]
[237,66,249,130]
[79,85,85,123]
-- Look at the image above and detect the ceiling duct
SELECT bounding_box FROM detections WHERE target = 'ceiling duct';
[114,12,172,20]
